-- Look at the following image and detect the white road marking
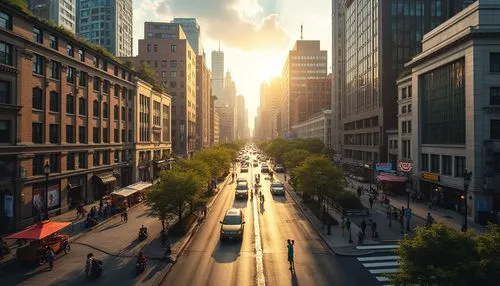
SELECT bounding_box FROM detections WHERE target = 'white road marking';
[357,255,399,262]
[376,276,391,282]
[369,268,399,274]
[362,261,400,268]
[251,161,266,286]
[356,244,399,250]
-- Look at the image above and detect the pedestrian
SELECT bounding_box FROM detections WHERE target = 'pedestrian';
[99,199,103,210]
[357,187,362,198]
[46,245,55,270]
[369,197,374,210]
[204,205,208,218]
[387,209,392,227]
[161,229,167,248]
[340,216,346,237]
[345,217,352,242]
[287,239,295,270]
[123,209,128,222]
[399,209,405,234]
[360,219,367,237]
[231,173,235,182]
[284,173,287,181]
[371,221,378,238]
[426,212,434,228]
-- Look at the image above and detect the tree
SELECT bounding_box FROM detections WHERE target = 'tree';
[146,170,204,223]
[194,148,234,179]
[301,138,325,154]
[138,63,164,92]
[174,158,211,186]
[283,149,311,170]
[393,223,478,286]
[475,224,500,285]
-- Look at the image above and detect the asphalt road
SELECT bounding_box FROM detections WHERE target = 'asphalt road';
[162,151,378,286]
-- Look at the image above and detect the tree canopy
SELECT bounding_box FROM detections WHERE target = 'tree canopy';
[283,149,312,170]
[138,63,164,92]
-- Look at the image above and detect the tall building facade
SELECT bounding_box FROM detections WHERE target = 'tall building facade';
[135,22,197,157]
[76,0,133,57]
[196,55,212,149]
[28,0,77,32]
[0,1,137,231]
[331,0,345,153]
[236,95,246,140]
[211,49,224,104]
[172,18,201,55]
[280,41,327,135]
[216,105,235,143]
[305,74,332,120]
[212,110,220,146]
[339,0,474,166]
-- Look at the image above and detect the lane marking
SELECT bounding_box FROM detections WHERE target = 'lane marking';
[362,261,400,268]
[376,276,391,282]
[251,157,266,286]
[357,255,399,262]
[356,244,399,250]
[368,268,398,274]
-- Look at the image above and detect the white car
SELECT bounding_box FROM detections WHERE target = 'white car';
[270,182,285,195]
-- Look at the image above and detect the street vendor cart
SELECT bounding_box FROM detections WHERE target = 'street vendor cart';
[5,221,71,265]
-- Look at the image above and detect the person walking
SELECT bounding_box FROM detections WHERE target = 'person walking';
[340,216,346,237]
[371,221,378,238]
[399,208,405,234]
[387,209,392,227]
[369,197,374,210]
[346,218,352,243]
[46,245,55,270]
[426,212,434,228]
[287,239,295,270]
[123,208,128,223]
[360,219,367,238]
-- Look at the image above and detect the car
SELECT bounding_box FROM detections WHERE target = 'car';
[270,182,285,195]
[220,208,245,241]
[253,161,258,167]
[241,166,249,173]
[274,164,285,173]
[235,181,248,199]
[261,165,269,173]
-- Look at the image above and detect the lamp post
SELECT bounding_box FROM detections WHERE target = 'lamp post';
[405,174,412,231]
[462,170,473,232]
[43,161,50,221]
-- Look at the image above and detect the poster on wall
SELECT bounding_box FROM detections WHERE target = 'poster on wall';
[32,186,45,212]
[47,184,60,208]
[4,195,13,217]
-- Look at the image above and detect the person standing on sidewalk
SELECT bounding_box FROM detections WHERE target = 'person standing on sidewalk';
[287,239,295,270]
[371,221,378,238]
[360,219,367,237]
[46,245,55,270]
[346,218,352,242]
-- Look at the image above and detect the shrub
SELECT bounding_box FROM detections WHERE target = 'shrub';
[332,191,363,210]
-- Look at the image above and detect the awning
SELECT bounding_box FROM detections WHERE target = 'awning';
[94,174,117,185]
[5,221,72,240]
[127,181,152,192]
[377,174,408,183]
[110,187,138,197]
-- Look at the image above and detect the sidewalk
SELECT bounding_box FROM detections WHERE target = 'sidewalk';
[346,180,486,233]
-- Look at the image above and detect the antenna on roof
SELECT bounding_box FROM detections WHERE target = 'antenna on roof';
[301,23,303,40]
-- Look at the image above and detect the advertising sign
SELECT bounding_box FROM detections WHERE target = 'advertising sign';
[32,186,45,212]
[398,160,413,172]
[375,163,392,171]
[47,184,60,208]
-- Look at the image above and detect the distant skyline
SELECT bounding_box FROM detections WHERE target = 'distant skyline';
[132,0,332,133]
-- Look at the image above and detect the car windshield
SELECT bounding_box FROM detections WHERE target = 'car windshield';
[223,216,241,225]
[271,183,283,188]
[236,183,247,190]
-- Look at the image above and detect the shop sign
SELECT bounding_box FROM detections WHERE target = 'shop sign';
[376,163,392,171]
[398,160,413,172]
[421,172,440,182]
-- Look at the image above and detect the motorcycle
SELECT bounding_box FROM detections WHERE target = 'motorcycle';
[138,230,148,241]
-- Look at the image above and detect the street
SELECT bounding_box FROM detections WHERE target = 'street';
[161,154,377,286]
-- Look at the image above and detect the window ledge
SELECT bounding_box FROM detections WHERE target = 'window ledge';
[48,111,60,115]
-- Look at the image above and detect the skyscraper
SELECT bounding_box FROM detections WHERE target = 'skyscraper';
[236,95,246,140]
[76,0,133,57]
[28,0,76,32]
[172,18,201,55]
[211,49,224,105]
[196,54,212,149]
[331,0,345,154]
[338,0,475,166]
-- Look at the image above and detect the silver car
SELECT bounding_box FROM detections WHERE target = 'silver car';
[220,209,245,241]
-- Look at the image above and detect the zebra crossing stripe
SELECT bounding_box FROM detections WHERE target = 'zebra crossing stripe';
[376,276,390,282]
[363,261,399,268]
[357,255,399,262]
[369,268,399,274]
[356,244,399,250]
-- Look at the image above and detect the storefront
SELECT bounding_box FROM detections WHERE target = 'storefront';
[92,173,117,199]
[419,172,464,212]
[67,175,86,209]
[0,158,17,234]
[377,174,408,195]
[32,181,61,219]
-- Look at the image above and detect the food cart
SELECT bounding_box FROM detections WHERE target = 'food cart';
[110,181,152,210]
[6,221,72,265]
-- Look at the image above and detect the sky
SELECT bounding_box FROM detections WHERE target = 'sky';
[132,0,332,133]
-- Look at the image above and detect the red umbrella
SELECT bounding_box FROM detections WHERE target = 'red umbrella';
[5,221,72,240]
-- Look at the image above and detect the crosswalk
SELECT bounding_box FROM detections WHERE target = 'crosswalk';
[356,244,400,285]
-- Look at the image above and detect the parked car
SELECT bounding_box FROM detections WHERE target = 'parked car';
[220,209,245,241]
[274,164,285,173]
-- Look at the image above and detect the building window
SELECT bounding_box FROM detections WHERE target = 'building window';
[490,53,500,72]
[103,128,109,143]
[121,106,126,121]
[67,153,75,171]
[408,86,412,98]
[114,105,119,120]
[0,11,12,29]
[154,44,158,52]
[93,100,99,117]
[128,108,132,122]
[128,130,133,142]
[32,54,44,75]
[32,122,43,143]
[171,44,177,52]
[93,56,99,67]
[79,126,86,143]
[103,102,109,119]
[0,80,10,104]
[491,120,500,139]
[33,27,43,43]
[67,66,75,84]
[408,104,412,113]
[430,154,440,173]
[49,153,59,172]
[78,152,87,168]
[49,34,58,50]
[421,153,429,171]
[93,151,100,166]
[407,120,412,133]
[0,42,12,65]
[455,156,466,178]
[49,60,60,79]
[402,87,407,99]
[67,44,74,57]
[103,80,109,94]
[32,87,43,110]
[171,71,177,78]
[49,91,59,112]
[170,60,177,68]
[79,97,86,115]
[490,87,500,105]
[103,150,110,165]
[49,124,59,143]
[78,49,85,62]
[79,71,87,87]
[66,125,74,143]
[147,44,151,52]
[121,129,126,142]
[93,127,99,143]
[442,155,452,175]
[0,121,12,144]
[93,76,101,91]
[114,151,119,163]
[114,128,119,142]
[66,94,74,114]
[33,155,44,175]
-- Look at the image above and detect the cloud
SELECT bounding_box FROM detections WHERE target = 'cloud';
[156,0,290,51]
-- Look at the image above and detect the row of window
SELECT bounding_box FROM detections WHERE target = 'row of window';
[401,120,412,134]
[421,154,466,178]
[146,43,177,53]
[401,85,412,99]
[401,103,412,114]
[32,122,134,144]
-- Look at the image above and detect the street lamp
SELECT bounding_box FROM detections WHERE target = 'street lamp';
[405,174,412,231]
[462,170,473,232]
[43,161,50,221]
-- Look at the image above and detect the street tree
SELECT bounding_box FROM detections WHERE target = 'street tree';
[283,149,312,170]
[194,148,233,179]
[146,169,205,223]
[393,222,478,285]
[174,158,211,186]
[475,224,500,285]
